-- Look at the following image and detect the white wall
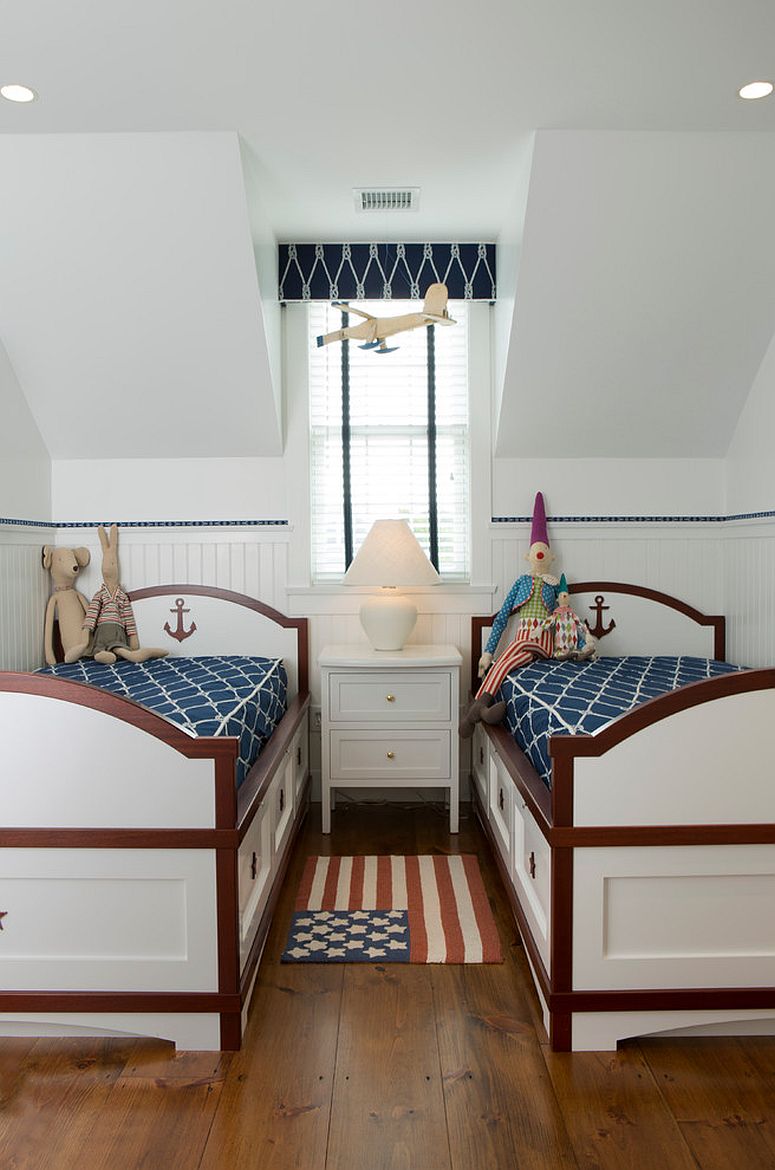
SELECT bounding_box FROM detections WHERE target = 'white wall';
[721,328,775,668]
[52,457,286,523]
[494,458,723,518]
[0,339,51,670]
[0,337,50,521]
[725,329,775,514]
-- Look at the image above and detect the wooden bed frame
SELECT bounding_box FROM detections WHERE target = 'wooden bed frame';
[0,584,310,1052]
[470,581,775,1051]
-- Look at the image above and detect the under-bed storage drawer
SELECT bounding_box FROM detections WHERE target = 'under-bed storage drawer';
[329,730,451,782]
[471,724,488,805]
[513,798,552,972]
[273,752,295,857]
[238,799,274,969]
[0,848,218,992]
[292,714,309,804]
[327,672,451,723]
[488,751,513,868]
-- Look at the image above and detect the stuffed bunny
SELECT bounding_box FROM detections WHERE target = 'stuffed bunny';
[68,525,168,665]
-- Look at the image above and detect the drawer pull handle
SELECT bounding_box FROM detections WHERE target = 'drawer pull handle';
[498,788,504,812]
[250,852,257,880]
[386,751,395,760]
[386,694,395,702]
[279,789,285,813]
[529,851,536,879]
[296,746,302,766]
[479,747,484,765]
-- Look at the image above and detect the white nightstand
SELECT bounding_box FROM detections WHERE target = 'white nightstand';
[320,644,462,833]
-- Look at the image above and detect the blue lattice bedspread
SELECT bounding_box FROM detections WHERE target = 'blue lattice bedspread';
[500,656,742,789]
[39,656,288,788]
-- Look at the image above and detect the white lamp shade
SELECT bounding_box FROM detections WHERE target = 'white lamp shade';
[344,520,439,650]
[343,520,440,587]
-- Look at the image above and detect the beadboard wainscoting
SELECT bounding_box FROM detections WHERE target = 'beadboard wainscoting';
[491,521,726,621]
[0,525,54,671]
[55,526,292,618]
[723,518,775,668]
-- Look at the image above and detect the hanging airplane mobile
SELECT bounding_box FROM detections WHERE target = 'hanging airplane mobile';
[316,282,456,354]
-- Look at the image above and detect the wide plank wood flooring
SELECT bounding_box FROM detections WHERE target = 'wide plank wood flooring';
[2,802,775,1169]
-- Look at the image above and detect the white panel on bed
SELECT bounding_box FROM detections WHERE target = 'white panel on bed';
[131,593,300,697]
[570,590,717,658]
[574,844,775,991]
[0,1013,222,1050]
[0,848,218,991]
[571,1010,775,1053]
[1,694,216,828]
[573,688,775,826]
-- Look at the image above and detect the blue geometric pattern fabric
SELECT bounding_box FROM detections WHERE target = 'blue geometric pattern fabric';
[500,656,742,789]
[278,242,496,302]
[39,656,287,788]
[282,910,411,963]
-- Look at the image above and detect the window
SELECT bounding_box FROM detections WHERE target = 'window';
[309,300,470,582]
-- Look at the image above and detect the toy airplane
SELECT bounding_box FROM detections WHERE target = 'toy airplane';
[316,282,456,353]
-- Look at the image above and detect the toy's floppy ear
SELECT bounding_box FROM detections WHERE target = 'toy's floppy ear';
[74,547,90,568]
[42,545,53,570]
[98,525,108,550]
[109,524,118,548]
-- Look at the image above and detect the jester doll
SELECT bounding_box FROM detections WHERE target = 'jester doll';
[460,492,559,737]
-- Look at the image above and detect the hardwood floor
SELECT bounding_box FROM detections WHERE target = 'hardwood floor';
[2,802,775,1169]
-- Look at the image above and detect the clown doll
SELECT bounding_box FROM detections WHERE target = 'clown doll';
[460,492,559,737]
[548,574,597,661]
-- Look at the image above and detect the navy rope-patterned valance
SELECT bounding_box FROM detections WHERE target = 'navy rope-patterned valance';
[278,242,496,302]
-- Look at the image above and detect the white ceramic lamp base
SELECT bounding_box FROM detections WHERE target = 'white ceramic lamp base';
[359,592,417,651]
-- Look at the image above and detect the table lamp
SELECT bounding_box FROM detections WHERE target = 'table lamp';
[343,519,440,650]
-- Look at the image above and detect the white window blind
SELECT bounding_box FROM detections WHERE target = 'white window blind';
[309,300,470,582]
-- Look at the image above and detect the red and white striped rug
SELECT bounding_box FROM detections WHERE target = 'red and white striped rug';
[282,855,502,964]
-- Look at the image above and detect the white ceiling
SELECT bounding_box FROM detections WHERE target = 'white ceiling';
[2,0,775,240]
[1,0,775,463]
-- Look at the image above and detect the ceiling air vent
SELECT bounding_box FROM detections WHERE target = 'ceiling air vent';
[353,187,420,212]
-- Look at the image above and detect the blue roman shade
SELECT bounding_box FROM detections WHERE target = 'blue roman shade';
[278,242,496,302]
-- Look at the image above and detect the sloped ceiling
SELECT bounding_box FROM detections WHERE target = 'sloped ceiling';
[0,132,281,459]
[2,1,775,466]
[496,131,775,457]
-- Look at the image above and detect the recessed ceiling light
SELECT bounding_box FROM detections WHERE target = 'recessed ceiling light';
[738,80,774,101]
[1,83,37,103]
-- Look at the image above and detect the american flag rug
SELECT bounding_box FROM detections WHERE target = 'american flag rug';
[281,855,502,964]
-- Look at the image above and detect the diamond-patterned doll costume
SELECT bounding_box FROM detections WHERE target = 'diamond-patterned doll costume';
[547,574,596,661]
[474,573,557,698]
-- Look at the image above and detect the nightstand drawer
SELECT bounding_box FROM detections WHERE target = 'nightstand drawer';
[329,730,451,781]
[327,672,451,723]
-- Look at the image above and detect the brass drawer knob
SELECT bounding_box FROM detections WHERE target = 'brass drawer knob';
[386,751,395,760]
[386,694,395,702]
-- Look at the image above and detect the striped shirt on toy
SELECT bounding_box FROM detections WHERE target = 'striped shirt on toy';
[83,584,137,638]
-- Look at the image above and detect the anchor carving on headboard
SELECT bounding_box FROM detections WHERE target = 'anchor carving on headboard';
[586,595,616,639]
[164,597,197,643]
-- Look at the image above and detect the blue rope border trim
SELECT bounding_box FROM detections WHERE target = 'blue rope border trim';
[0,518,290,530]
[492,512,775,524]
[3,513,774,530]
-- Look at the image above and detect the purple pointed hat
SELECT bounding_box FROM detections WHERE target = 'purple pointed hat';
[530,491,549,547]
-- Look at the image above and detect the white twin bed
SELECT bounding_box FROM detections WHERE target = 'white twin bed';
[0,584,310,1051]
[470,581,775,1051]
[3,575,775,1055]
